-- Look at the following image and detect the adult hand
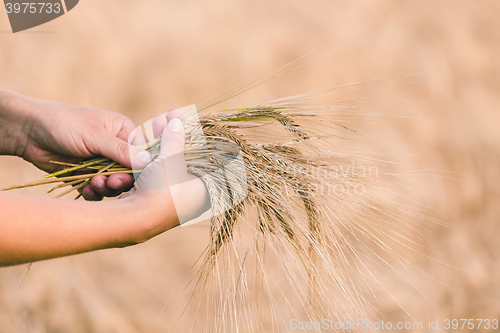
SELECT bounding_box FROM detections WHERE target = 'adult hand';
[0,90,153,200]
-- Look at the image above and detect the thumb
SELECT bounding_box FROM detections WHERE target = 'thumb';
[97,131,154,168]
[158,118,187,184]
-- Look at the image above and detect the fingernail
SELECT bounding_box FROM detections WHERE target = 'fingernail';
[168,118,183,133]
[111,179,123,189]
[86,189,95,198]
[93,178,105,190]
[137,151,154,164]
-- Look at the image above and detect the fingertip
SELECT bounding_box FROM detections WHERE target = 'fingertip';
[107,173,134,190]
[167,118,184,133]
[129,126,149,146]
[166,109,183,121]
[82,185,103,201]
[135,149,155,166]
[159,121,186,159]
[83,184,94,197]
[152,113,168,138]
[113,179,124,189]
[90,175,107,191]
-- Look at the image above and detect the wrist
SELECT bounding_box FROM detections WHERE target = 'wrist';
[0,90,37,157]
[116,189,179,245]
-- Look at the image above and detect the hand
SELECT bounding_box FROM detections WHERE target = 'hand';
[0,90,153,200]
[121,110,211,226]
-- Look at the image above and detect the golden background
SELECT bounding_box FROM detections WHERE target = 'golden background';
[1,0,499,331]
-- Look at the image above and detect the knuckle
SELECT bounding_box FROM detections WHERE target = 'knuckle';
[116,140,130,159]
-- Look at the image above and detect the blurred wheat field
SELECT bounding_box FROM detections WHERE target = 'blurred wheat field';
[1,0,500,332]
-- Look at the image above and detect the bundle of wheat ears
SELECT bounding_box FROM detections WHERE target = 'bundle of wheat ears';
[3,62,434,332]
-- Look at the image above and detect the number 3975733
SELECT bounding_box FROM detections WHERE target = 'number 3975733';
[5,3,61,14]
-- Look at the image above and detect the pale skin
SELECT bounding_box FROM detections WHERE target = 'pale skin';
[0,90,209,267]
